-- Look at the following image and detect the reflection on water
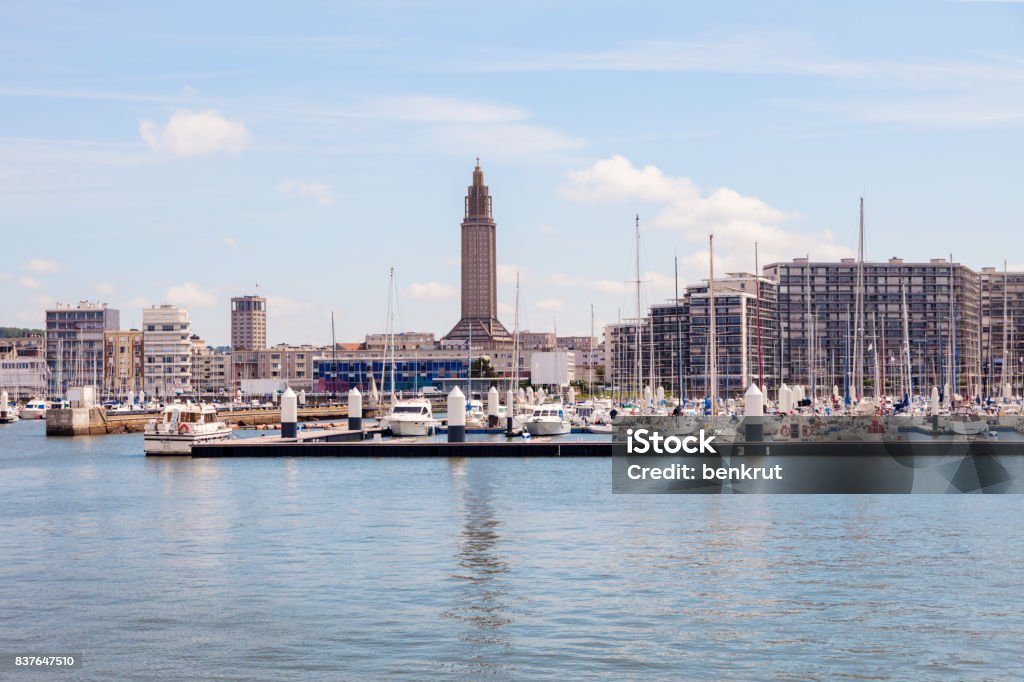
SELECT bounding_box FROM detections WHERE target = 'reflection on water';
[445,457,513,676]
[2,421,1024,680]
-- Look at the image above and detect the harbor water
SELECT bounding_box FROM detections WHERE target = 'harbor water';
[2,419,1024,679]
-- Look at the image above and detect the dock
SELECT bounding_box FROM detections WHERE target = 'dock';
[191,439,611,458]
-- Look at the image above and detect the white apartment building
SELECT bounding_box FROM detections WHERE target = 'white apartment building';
[143,305,192,397]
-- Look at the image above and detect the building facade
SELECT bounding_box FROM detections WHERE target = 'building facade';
[979,266,1024,396]
[0,357,47,399]
[763,257,981,398]
[142,305,192,397]
[103,330,143,397]
[190,338,232,394]
[45,301,120,393]
[230,295,267,351]
[682,274,779,399]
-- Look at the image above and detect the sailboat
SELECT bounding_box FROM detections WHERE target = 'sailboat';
[379,268,437,437]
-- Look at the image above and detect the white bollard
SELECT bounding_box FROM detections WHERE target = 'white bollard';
[448,387,466,442]
[281,387,298,438]
[567,387,576,405]
[487,386,499,417]
[779,383,793,414]
[744,383,764,442]
[930,386,940,416]
[348,387,363,431]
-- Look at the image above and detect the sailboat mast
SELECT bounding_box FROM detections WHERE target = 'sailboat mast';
[675,255,684,402]
[386,268,396,396]
[635,215,643,406]
[1002,260,1009,396]
[755,242,763,391]
[589,303,594,397]
[806,253,813,403]
[949,254,955,399]
[330,311,337,396]
[853,197,865,402]
[513,271,520,391]
[709,234,717,414]
[902,278,913,400]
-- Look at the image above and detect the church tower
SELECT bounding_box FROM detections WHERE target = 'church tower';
[443,160,512,345]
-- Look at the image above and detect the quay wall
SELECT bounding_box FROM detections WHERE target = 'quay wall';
[46,405,368,436]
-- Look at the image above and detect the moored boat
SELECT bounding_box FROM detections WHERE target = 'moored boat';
[20,397,47,419]
[384,398,438,437]
[144,402,232,455]
[524,404,571,436]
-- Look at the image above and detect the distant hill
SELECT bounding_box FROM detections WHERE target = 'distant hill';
[0,327,44,338]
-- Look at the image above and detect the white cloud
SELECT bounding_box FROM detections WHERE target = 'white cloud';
[166,282,216,308]
[21,258,60,273]
[498,264,531,285]
[27,293,54,307]
[277,180,335,205]
[535,298,563,312]
[96,282,116,295]
[351,95,531,124]
[475,34,1024,86]
[563,155,851,275]
[432,123,584,157]
[405,281,456,301]
[17,276,42,289]
[266,295,309,315]
[222,236,237,247]
[120,296,152,312]
[140,109,251,156]
[563,154,697,203]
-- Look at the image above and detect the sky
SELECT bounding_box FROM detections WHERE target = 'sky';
[1,0,1022,346]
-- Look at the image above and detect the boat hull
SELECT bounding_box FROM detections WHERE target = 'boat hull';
[144,428,233,455]
[525,420,572,436]
[389,419,436,437]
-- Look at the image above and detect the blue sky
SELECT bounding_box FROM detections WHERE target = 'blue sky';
[1,1,1022,345]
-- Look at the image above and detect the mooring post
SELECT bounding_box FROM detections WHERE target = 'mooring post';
[448,387,466,443]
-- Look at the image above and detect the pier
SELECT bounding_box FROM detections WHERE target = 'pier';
[192,439,611,458]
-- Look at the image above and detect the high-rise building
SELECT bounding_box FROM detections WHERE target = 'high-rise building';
[606,273,779,400]
[231,295,267,351]
[680,273,779,398]
[979,266,1024,396]
[762,257,981,398]
[443,161,512,346]
[45,301,120,393]
[142,305,192,397]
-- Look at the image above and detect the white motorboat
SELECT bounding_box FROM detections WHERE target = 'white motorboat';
[20,397,47,419]
[465,399,487,429]
[524,404,571,436]
[144,402,233,455]
[385,398,437,437]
